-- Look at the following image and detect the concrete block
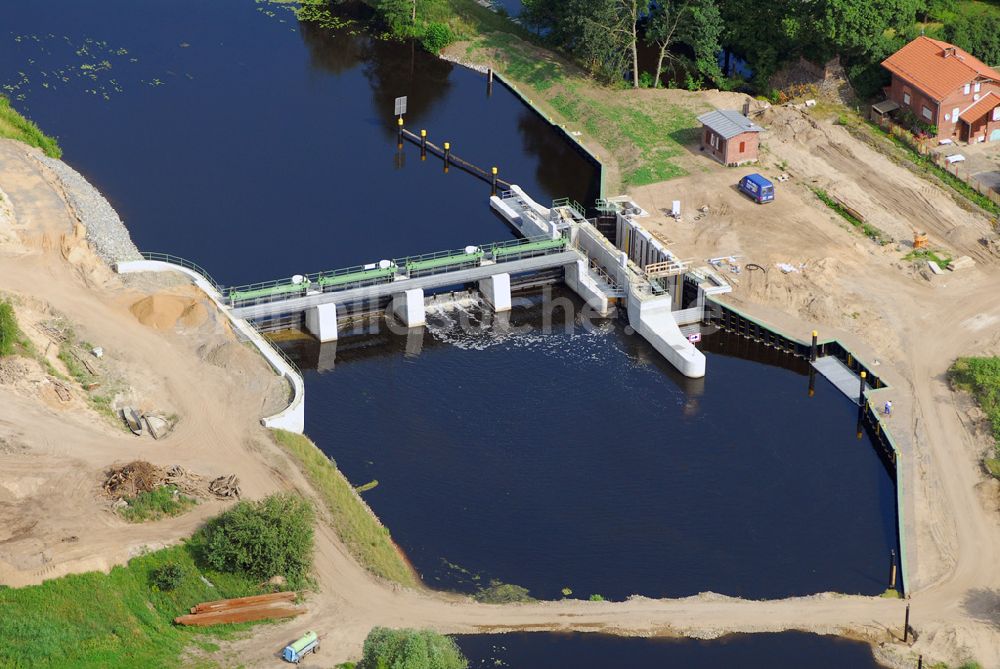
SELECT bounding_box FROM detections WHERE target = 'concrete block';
[391,288,426,327]
[478,273,512,312]
[304,303,339,343]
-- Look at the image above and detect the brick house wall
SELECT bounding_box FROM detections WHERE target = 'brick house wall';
[701,128,759,166]
[965,108,1000,142]
[888,73,1000,138]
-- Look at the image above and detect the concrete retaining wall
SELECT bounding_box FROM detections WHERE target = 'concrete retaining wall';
[115,260,305,433]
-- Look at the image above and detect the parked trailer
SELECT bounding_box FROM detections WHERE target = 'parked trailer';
[282,630,319,664]
[405,249,484,277]
[317,264,397,290]
[492,237,567,260]
[229,278,311,305]
[738,173,774,204]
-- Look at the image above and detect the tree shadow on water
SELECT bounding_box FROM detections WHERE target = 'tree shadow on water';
[962,588,1000,629]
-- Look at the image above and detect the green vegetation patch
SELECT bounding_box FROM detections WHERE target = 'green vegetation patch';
[358,627,468,669]
[0,541,261,668]
[121,485,197,523]
[472,579,535,603]
[0,96,61,158]
[271,429,419,588]
[951,357,1000,479]
[903,248,952,269]
[0,300,26,358]
[951,357,1000,443]
[811,187,890,244]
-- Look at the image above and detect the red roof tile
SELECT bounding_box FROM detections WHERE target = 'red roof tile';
[882,36,1000,101]
[959,91,1000,122]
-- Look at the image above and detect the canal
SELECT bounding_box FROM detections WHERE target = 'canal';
[1,0,896,663]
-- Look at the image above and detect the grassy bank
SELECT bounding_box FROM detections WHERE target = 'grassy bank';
[0,96,61,158]
[0,542,260,668]
[453,30,705,191]
[950,357,1000,478]
[362,0,705,193]
[271,429,420,588]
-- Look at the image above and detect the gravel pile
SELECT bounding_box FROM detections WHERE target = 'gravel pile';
[35,155,142,266]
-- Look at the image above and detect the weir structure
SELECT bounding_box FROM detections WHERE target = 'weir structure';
[219,186,730,380]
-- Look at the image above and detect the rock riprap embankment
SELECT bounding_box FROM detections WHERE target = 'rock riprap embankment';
[36,154,142,265]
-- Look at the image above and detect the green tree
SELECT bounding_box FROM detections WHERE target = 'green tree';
[202,493,315,586]
[358,628,468,669]
[647,0,723,89]
[375,0,417,36]
[945,14,1000,67]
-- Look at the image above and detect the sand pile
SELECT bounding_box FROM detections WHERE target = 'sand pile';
[130,294,208,330]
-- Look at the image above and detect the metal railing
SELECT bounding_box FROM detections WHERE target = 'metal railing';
[224,234,573,309]
[551,197,586,219]
[138,252,225,295]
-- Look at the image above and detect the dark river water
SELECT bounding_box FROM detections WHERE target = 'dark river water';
[454,632,886,668]
[2,0,897,662]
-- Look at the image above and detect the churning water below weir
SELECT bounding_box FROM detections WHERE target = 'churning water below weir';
[2,0,895,663]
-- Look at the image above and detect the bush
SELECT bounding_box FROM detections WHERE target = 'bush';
[150,562,184,591]
[421,22,454,53]
[0,301,18,357]
[358,628,467,669]
[202,493,315,586]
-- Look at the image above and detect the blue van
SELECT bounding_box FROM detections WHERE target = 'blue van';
[738,173,774,204]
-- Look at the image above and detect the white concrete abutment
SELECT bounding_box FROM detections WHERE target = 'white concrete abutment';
[390,288,427,327]
[305,303,339,342]
[478,273,512,312]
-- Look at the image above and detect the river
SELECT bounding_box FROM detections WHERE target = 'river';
[1,1,894,665]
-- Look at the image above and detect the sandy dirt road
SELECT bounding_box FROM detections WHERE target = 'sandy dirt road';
[3,97,1000,669]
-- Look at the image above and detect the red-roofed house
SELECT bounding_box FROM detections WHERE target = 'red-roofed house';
[881,36,1000,143]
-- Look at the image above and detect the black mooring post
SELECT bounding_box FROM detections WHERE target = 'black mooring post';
[856,403,864,440]
[903,602,911,643]
[808,366,816,398]
[487,68,493,96]
[491,166,498,196]
[420,129,427,160]
[397,116,403,142]
[443,142,451,169]
[858,370,867,407]
[890,549,898,590]
[811,329,818,361]
[918,654,923,669]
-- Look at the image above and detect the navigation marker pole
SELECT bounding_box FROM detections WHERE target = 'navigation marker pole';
[903,601,911,643]
[858,370,867,407]
[443,142,450,172]
[491,166,498,196]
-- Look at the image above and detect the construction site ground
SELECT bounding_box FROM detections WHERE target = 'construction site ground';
[2,87,1000,668]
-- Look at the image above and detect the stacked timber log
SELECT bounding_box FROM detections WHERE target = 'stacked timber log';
[174,591,303,626]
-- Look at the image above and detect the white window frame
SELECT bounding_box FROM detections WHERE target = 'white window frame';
[965,83,971,95]
[975,82,982,93]
[953,107,960,123]
[922,105,933,121]
[993,107,1000,122]
[903,92,911,105]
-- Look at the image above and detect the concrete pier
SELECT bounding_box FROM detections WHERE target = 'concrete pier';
[478,273,512,312]
[564,259,610,317]
[305,303,339,343]
[391,288,426,327]
[627,292,706,378]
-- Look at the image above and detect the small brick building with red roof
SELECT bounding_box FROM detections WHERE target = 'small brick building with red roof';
[881,36,1000,143]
